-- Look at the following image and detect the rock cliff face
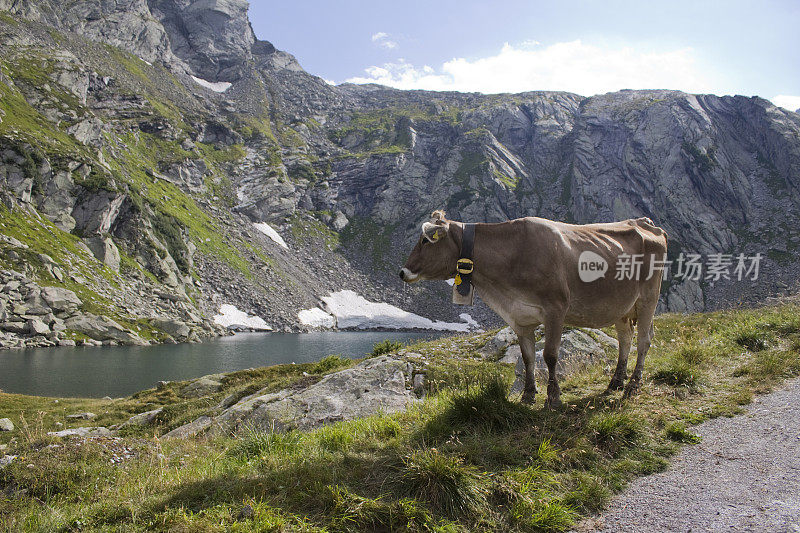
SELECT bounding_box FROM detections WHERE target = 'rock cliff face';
[1,1,798,347]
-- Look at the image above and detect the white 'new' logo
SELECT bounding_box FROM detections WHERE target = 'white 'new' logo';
[578,251,608,282]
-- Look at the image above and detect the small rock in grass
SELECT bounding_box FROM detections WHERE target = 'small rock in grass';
[120,408,162,427]
[0,418,14,431]
[48,427,114,438]
[66,412,96,420]
[237,504,254,521]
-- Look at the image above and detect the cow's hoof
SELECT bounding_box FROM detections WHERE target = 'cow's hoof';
[623,382,641,398]
[543,397,562,410]
[521,391,536,404]
[605,378,625,393]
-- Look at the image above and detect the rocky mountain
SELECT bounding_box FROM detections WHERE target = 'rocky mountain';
[1,0,799,348]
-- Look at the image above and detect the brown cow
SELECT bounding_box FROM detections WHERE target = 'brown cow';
[400,210,667,407]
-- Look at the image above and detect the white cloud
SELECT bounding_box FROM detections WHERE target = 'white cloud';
[771,95,800,112]
[371,31,398,50]
[346,40,713,96]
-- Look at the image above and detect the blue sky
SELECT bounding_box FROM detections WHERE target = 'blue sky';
[248,0,800,110]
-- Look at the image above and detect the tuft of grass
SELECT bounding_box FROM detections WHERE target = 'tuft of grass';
[426,375,531,437]
[230,427,302,459]
[589,411,642,455]
[325,485,431,531]
[749,349,800,381]
[665,422,702,444]
[312,354,351,374]
[651,358,704,388]
[317,425,355,453]
[16,411,47,445]
[734,330,769,352]
[536,438,559,466]
[562,472,611,514]
[510,498,577,532]
[398,449,489,518]
[371,339,404,356]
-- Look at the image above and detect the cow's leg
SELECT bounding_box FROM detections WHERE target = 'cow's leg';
[543,316,564,409]
[518,331,538,404]
[624,305,657,398]
[607,318,633,391]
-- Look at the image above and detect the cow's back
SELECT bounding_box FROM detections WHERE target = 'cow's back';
[526,217,667,327]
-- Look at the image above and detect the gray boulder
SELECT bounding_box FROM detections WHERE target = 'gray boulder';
[0,418,14,431]
[505,328,619,393]
[48,427,114,437]
[162,416,213,439]
[26,318,50,336]
[66,412,96,420]
[482,326,518,357]
[120,408,162,427]
[1,321,27,335]
[180,373,224,398]
[64,313,148,345]
[162,356,416,439]
[40,286,82,312]
[72,191,126,235]
[212,355,414,435]
[83,236,121,272]
[152,317,190,340]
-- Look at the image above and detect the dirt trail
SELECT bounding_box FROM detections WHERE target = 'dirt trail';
[579,378,800,532]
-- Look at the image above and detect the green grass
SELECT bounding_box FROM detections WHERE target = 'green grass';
[104,132,251,275]
[2,302,800,531]
[665,422,702,444]
[328,103,463,159]
[371,339,404,356]
[0,67,86,157]
[289,213,340,251]
[339,215,397,268]
[493,168,519,189]
[398,449,489,518]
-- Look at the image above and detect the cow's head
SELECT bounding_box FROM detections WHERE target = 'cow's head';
[399,210,460,283]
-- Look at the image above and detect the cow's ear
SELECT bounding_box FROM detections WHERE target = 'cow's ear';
[422,221,449,243]
[430,210,446,221]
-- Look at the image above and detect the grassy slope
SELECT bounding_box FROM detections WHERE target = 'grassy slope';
[0,23,254,283]
[1,303,799,532]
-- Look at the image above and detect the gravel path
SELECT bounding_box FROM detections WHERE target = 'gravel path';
[578,378,800,533]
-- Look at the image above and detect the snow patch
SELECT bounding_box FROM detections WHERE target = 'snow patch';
[445,278,454,286]
[459,313,481,330]
[253,222,288,249]
[313,290,476,331]
[214,304,272,331]
[190,75,232,93]
[298,308,336,329]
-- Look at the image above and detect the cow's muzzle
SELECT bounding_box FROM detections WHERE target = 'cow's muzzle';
[399,268,419,283]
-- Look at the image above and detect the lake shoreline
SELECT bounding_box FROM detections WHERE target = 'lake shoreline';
[0,330,446,398]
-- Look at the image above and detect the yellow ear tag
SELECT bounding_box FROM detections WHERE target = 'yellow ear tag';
[454,274,462,286]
